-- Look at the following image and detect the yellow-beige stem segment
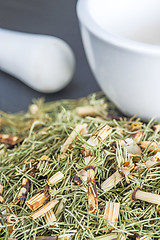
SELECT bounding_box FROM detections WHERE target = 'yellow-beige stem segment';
[0,184,4,203]
[101,170,124,192]
[145,152,160,169]
[44,209,58,227]
[104,201,120,232]
[26,185,50,211]
[84,125,112,165]
[141,141,160,153]
[47,171,64,186]
[29,199,58,220]
[60,124,87,158]
[84,165,98,214]
[131,187,160,205]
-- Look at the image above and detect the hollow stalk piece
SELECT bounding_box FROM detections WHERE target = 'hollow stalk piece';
[131,187,160,205]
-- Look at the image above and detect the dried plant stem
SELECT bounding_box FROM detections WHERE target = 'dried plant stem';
[131,187,160,205]
[141,141,160,153]
[85,165,98,214]
[44,209,58,227]
[118,233,127,240]
[26,185,50,211]
[103,201,120,231]
[135,235,150,240]
[0,184,4,203]
[7,214,19,234]
[145,152,160,169]
[47,171,64,186]
[60,124,87,157]
[76,105,100,117]
[84,124,112,164]
[55,198,66,217]
[101,170,124,192]
[133,131,144,143]
[73,169,87,186]
[86,125,112,148]
[29,199,58,220]
[94,233,117,240]
[18,178,29,203]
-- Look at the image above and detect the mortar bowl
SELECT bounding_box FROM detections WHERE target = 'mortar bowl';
[77,0,160,120]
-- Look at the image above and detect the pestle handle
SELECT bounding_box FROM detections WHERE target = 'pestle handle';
[0,28,75,93]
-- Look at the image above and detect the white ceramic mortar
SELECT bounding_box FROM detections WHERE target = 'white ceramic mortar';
[77,0,160,120]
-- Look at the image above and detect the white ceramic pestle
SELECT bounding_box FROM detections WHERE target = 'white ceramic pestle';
[0,28,75,93]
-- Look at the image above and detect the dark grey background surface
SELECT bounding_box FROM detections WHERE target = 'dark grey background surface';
[0,0,100,113]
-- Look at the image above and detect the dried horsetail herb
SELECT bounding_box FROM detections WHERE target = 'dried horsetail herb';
[1,93,160,239]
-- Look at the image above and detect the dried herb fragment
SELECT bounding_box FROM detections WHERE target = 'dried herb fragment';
[101,162,134,192]
[152,124,160,134]
[141,141,160,153]
[133,131,144,143]
[26,185,50,211]
[120,138,142,155]
[29,199,58,220]
[84,165,98,214]
[0,185,4,203]
[94,233,117,240]
[76,104,107,117]
[135,235,150,240]
[7,214,19,233]
[101,170,123,192]
[73,169,87,187]
[131,187,160,205]
[103,201,120,232]
[60,124,87,157]
[145,152,160,169]
[17,178,29,204]
[83,124,112,164]
[47,171,64,186]
[44,209,58,228]
[0,134,21,146]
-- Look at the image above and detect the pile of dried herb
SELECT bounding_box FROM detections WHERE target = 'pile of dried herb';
[0,93,160,240]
